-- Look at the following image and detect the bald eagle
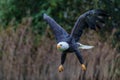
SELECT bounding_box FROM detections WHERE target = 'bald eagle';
[43,9,108,72]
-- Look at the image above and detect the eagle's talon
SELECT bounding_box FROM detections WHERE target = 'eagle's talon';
[58,65,64,72]
[81,64,86,71]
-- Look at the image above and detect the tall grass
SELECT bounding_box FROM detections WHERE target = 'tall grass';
[0,18,119,80]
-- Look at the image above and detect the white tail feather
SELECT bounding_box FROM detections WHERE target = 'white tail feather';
[77,43,94,49]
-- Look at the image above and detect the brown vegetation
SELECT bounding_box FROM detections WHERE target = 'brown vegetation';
[0,18,119,80]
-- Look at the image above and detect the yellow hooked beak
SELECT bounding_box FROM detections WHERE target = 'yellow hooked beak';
[57,45,61,49]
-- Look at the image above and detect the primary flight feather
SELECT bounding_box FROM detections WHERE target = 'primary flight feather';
[43,9,108,72]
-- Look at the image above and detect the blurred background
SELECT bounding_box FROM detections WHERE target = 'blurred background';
[0,0,120,80]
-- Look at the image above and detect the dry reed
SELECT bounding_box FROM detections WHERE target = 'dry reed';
[0,18,119,80]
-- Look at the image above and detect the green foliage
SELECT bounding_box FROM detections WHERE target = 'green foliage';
[0,0,120,50]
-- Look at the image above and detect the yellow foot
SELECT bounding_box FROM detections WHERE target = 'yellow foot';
[81,64,86,71]
[58,65,64,72]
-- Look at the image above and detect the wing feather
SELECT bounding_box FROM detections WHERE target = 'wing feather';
[43,14,69,43]
[71,9,108,42]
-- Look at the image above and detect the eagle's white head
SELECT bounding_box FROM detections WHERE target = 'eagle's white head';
[57,42,69,51]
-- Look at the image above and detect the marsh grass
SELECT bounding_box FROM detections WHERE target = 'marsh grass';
[0,18,119,80]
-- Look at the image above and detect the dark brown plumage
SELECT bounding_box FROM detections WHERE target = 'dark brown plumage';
[43,9,108,72]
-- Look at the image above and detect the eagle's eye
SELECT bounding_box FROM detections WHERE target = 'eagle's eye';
[60,44,62,46]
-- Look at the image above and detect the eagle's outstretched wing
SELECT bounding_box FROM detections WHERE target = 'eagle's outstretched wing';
[43,14,69,43]
[71,9,108,42]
